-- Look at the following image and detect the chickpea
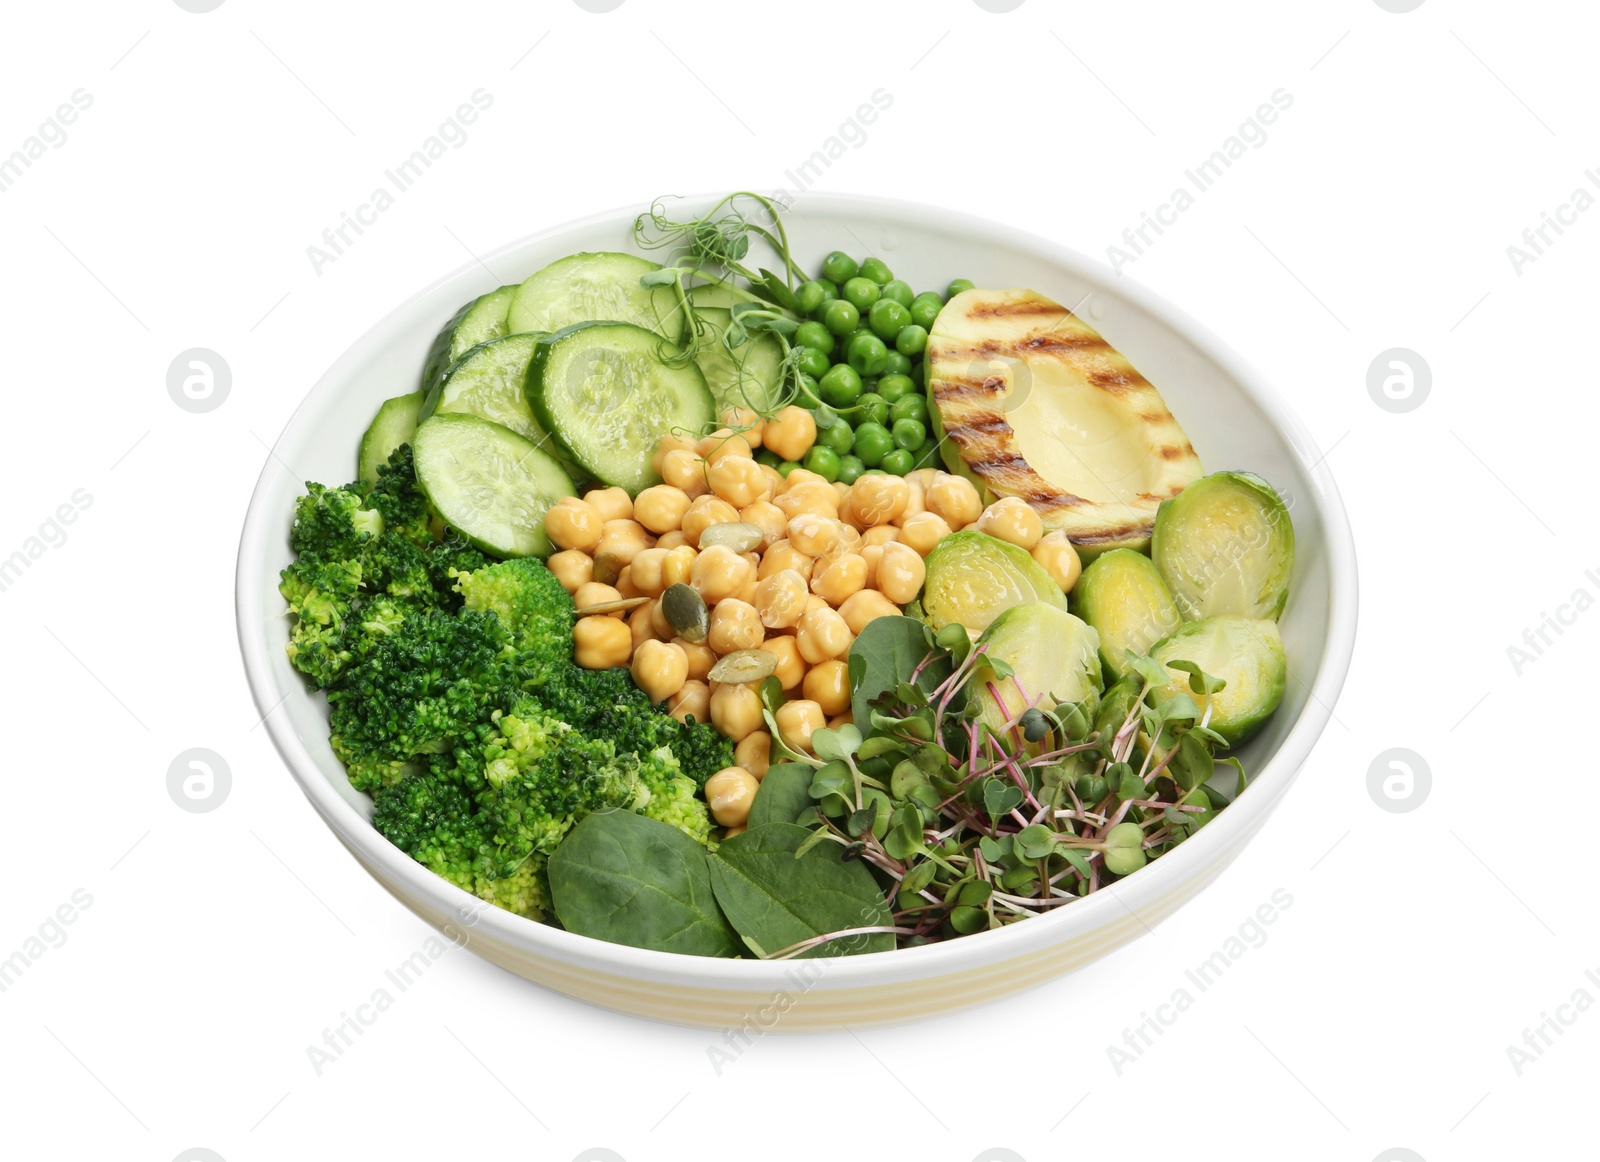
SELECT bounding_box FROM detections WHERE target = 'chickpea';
[668,680,711,725]
[629,547,669,597]
[652,432,698,474]
[850,474,911,526]
[758,634,807,692]
[662,545,697,588]
[656,529,689,550]
[698,430,754,463]
[630,638,689,703]
[649,598,674,640]
[898,510,951,557]
[895,479,926,527]
[776,480,839,521]
[780,468,827,492]
[753,569,809,629]
[614,567,642,600]
[628,601,659,650]
[860,544,884,582]
[547,548,594,594]
[722,824,747,838]
[926,474,982,527]
[545,497,603,553]
[839,589,904,634]
[633,485,692,534]
[583,486,632,523]
[906,467,940,492]
[705,766,761,827]
[660,448,710,497]
[710,681,764,741]
[734,731,772,779]
[805,593,829,615]
[764,405,817,462]
[737,573,759,606]
[596,519,653,567]
[759,540,814,582]
[673,637,716,682]
[573,615,632,669]
[862,525,901,548]
[758,464,785,500]
[796,606,853,664]
[828,712,854,729]
[708,455,766,508]
[1033,530,1083,592]
[682,495,741,547]
[690,544,755,604]
[977,496,1044,550]
[775,699,826,754]
[708,599,764,655]
[723,407,765,449]
[877,542,927,605]
[803,659,851,716]
[574,581,625,615]
[832,481,853,505]
[788,513,842,558]
[740,500,788,551]
[812,552,869,607]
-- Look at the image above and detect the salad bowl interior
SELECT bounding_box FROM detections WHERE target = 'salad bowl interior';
[237,194,1356,1031]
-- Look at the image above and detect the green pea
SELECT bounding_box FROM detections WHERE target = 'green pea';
[836,454,865,485]
[797,280,832,315]
[777,459,802,478]
[847,333,890,377]
[877,373,916,404]
[909,292,944,330]
[859,257,893,285]
[794,345,830,379]
[812,402,840,430]
[821,298,859,337]
[841,277,880,313]
[803,445,842,482]
[755,447,783,469]
[946,278,975,298]
[821,252,858,284]
[855,392,889,427]
[819,420,854,456]
[880,448,914,475]
[892,417,927,452]
[911,440,943,470]
[818,363,863,408]
[852,421,894,467]
[867,298,912,342]
[882,351,912,378]
[890,393,927,426]
[795,320,834,353]
[895,324,928,357]
[880,279,914,308]
[796,373,822,407]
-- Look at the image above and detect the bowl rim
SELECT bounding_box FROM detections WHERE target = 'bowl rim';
[236,191,1359,990]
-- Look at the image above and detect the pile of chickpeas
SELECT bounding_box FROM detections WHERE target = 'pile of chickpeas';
[541,406,1083,833]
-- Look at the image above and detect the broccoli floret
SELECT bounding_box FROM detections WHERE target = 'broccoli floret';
[636,745,714,846]
[279,553,365,688]
[328,607,526,791]
[290,482,384,558]
[370,770,547,919]
[363,445,432,546]
[454,558,575,684]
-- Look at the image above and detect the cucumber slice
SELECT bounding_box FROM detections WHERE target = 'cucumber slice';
[507,252,685,344]
[691,306,785,416]
[358,392,423,485]
[412,414,576,558]
[530,322,714,495]
[430,333,551,446]
[420,285,516,397]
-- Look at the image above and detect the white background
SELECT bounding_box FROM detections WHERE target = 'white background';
[1,1,1592,1159]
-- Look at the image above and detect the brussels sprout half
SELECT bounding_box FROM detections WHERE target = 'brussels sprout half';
[1071,548,1182,682]
[1151,471,1294,622]
[973,602,1103,743]
[1150,616,1286,747]
[919,530,1066,636]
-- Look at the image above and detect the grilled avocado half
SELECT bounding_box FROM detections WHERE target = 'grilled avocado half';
[927,287,1202,555]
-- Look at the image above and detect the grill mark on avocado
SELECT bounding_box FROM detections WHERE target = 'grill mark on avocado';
[965,299,1075,320]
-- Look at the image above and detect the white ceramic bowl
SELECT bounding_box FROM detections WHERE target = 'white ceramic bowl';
[237,194,1357,1031]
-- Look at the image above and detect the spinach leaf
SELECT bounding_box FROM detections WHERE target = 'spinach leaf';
[708,823,894,958]
[547,809,742,957]
[847,616,950,728]
[746,763,814,828]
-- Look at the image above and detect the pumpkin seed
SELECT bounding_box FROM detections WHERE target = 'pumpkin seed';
[591,551,624,586]
[575,596,651,617]
[708,648,780,685]
[660,583,709,642]
[697,521,763,554]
